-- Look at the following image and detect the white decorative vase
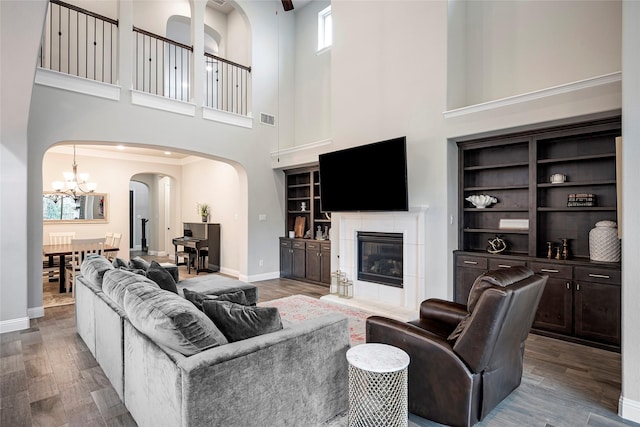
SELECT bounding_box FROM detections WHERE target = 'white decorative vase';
[589,220,620,262]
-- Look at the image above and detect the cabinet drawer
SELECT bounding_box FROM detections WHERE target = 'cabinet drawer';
[456,255,487,269]
[530,262,572,279]
[293,241,306,250]
[280,239,292,249]
[489,258,527,270]
[321,243,331,252]
[306,242,320,251]
[575,266,620,285]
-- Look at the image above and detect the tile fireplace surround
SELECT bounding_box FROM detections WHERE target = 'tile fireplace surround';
[321,206,428,321]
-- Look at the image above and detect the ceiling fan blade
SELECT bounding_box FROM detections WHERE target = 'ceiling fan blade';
[282,0,294,11]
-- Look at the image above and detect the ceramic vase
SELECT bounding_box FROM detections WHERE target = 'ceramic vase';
[589,220,620,262]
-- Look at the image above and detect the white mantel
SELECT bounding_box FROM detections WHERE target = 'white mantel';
[321,206,428,321]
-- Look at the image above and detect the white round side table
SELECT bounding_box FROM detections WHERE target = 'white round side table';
[346,343,410,427]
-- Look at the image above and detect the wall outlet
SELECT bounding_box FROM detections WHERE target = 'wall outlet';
[258,214,267,221]
[259,259,264,267]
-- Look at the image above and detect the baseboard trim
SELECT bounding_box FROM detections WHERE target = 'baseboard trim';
[619,396,640,423]
[244,271,280,283]
[28,306,45,319]
[0,316,31,333]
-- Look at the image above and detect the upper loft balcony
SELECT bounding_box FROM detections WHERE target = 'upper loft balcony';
[36,0,253,128]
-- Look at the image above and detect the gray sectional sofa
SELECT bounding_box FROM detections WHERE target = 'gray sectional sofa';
[75,256,350,427]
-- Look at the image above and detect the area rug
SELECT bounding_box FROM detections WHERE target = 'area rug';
[259,294,376,346]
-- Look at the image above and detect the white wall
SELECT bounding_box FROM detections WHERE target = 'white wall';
[331,0,450,299]
[458,0,621,107]
[226,8,251,66]
[620,1,640,422]
[1,0,49,330]
[294,0,331,145]
[133,0,191,36]
[181,158,241,275]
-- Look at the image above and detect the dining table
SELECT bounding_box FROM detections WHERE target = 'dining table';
[43,243,119,293]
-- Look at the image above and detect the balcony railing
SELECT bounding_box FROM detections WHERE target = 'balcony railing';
[39,0,119,84]
[133,27,192,102]
[205,53,251,116]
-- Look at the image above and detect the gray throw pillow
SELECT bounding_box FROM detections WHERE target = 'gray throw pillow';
[102,268,158,307]
[129,256,150,271]
[202,300,283,343]
[124,283,228,356]
[79,255,114,287]
[146,260,178,294]
[112,257,128,269]
[183,288,249,311]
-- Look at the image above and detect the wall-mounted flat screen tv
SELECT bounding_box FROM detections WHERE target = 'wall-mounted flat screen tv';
[319,136,408,212]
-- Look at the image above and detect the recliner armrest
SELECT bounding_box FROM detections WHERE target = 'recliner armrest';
[419,298,468,328]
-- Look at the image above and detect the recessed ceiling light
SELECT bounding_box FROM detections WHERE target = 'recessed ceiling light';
[117,145,126,150]
[164,151,172,155]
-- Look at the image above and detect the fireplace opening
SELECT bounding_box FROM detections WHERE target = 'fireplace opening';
[357,232,403,288]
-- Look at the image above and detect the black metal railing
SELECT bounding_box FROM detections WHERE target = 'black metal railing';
[39,0,118,84]
[204,53,251,116]
[133,27,192,102]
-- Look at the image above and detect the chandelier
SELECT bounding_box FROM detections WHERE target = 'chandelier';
[48,145,97,202]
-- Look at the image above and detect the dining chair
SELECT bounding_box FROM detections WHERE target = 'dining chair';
[107,232,122,260]
[43,231,77,281]
[66,237,105,295]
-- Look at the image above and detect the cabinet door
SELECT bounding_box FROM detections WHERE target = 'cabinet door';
[574,281,621,346]
[292,241,306,279]
[454,255,487,304]
[305,242,321,282]
[320,243,331,284]
[279,240,292,278]
[532,277,573,334]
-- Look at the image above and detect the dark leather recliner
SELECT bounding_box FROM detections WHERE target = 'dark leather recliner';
[366,266,547,427]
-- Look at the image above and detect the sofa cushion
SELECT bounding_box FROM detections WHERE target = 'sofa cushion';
[119,267,147,276]
[177,275,258,305]
[112,257,129,269]
[102,268,158,307]
[183,288,249,311]
[146,261,178,294]
[129,256,151,271]
[202,300,283,343]
[124,283,228,355]
[80,255,115,287]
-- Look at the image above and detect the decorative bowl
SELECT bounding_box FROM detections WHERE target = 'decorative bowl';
[465,194,498,208]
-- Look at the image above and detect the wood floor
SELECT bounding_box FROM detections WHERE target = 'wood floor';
[4,258,637,426]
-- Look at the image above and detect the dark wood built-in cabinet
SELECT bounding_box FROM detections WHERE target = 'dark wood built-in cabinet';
[455,115,621,351]
[280,166,331,285]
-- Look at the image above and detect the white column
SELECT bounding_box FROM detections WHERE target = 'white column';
[191,0,206,108]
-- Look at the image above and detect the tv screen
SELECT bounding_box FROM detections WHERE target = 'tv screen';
[319,137,408,212]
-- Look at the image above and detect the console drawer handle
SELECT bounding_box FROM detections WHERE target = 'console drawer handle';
[541,268,559,273]
[463,261,478,265]
[588,273,610,279]
[498,264,511,268]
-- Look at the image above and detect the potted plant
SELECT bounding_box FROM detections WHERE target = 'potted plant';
[197,203,210,223]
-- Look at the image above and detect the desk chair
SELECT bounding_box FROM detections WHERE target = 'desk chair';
[66,238,105,295]
[43,231,76,281]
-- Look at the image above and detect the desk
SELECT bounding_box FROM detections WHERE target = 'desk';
[43,244,119,293]
[172,237,208,274]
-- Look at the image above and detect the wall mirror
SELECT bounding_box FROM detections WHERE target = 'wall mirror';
[43,193,108,222]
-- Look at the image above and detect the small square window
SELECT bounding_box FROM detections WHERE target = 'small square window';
[318,5,332,52]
